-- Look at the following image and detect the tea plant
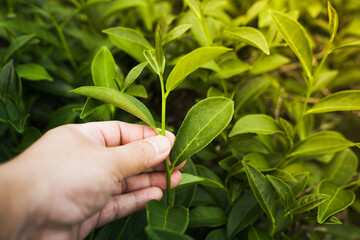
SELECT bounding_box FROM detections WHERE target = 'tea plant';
[1,0,360,239]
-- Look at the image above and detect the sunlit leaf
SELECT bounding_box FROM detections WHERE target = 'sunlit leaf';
[123,62,148,91]
[171,97,234,167]
[16,63,52,81]
[163,24,192,45]
[328,1,338,43]
[334,41,360,51]
[184,0,202,20]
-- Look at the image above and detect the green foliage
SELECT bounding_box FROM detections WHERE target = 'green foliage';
[1,0,360,239]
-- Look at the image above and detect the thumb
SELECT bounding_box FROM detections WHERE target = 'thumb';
[109,135,172,179]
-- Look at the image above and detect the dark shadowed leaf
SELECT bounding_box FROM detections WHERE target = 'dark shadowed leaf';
[248,227,272,240]
[3,34,35,63]
[235,77,269,112]
[189,206,226,227]
[171,97,234,167]
[267,175,294,210]
[145,227,194,240]
[289,193,329,215]
[334,41,360,51]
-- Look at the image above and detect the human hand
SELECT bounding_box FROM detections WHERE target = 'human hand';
[0,121,182,240]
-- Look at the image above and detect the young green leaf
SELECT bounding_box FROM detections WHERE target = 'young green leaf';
[328,1,338,43]
[288,193,329,215]
[99,0,147,20]
[125,84,148,98]
[123,62,148,91]
[146,200,189,234]
[288,172,310,197]
[144,50,162,75]
[243,162,276,225]
[306,90,360,114]
[269,10,313,79]
[243,153,271,171]
[227,191,262,239]
[288,131,354,158]
[165,47,231,93]
[189,206,226,227]
[229,114,283,137]
[184,0,202,20]
[155,31,165,75]
[215,27,270,55]
[170,97,234,167]
[267,175,294,210]
[206,228,226,240]
[91,46,119,90]
[103,27,152,62]
[80,98,105,119]
[70,86,157,130]
[163,24,192,45]
[334,41,360,51]
[178,173,204,188]
[235,77,269,113]
[16,63,53,81]
[323,149,358,186]
[317,180,356,224]
[3,34,35,63]
[145,227,194,240]
[250,54,290,75]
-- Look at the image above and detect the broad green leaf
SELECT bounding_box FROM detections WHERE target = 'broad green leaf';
[16,64,53,81]
[189,206,226,227]
[205,228,226,240]
[288,172,310,197]
[243,153,271,171]
[307,90,360,114]
[227,191,262,239]
[145,227,194,240]
[175,159,198,208]
[99,0,147,20]
[146,200,189,234]
[123,62,148,91]
[70,86,156,130]
[243,162,276,224]
[3,34,35,63]
[317,180,356,223]
[103,27,152,62]
[184,0,202,20]
[267,175,294,210]
[269,10,313,79]
[91,46,119,90]
[125,84,148,98]
[322,224,360,240]
[171,97,234,167]
[196,165,224,189]
[229,114,283,137]
[235,77,269,113]
[248,228,272,240]
[288,131,354,158]
[215,27,270,55]
[288,193,329,215]
[80,98,104,119]
[178,173,204,188]
[213,56,249,79]
[144,50,161,75]
[334,41,360,51]
[163,24,192,45]
[323,149,358,186]
[328,1,338,43]
[166,47,231,92]
[250,54,290,75]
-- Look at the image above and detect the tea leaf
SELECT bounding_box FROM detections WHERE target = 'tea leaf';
[103,27,152,62]
[163,24,192,45]
[178,173,204,188]
[196,165,225,189]
[215,27,270,55]
[70,86,156,130]
[289,193,329,215]
[306,90,360,114]
[227,191,262,239]
[146,200,189,233]
[323,149,358,186]
[288,131,354,158]
[269,10,313,79]
[3,34,35,63]
[248,227,272,240]
[289,172,310,197]
[229,114,283,137]
[125,84,148,98]
[145,227,194,240]
[16,63,53,81]
[243,153,271,171]
[100,0,147,20]
[184,0,202,20]
[123,62,148,91]
[80,98,104,119]
[144,50,161,75]
[250,54,290,75]
[171,97,233,167]
[235,77,269,112]
[206,228,226,240]
[317,180,356,223]
[189,206,226,227]
[166,47,231,93]
[328,1,338,43]
[267,175,294,210]
[243,162,276,225]
[334,41,360,51]
[0,60,21,105]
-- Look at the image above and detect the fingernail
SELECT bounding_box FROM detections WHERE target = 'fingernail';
[146,135,171,155]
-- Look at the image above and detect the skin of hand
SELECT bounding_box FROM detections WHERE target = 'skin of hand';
[0,121,183,240]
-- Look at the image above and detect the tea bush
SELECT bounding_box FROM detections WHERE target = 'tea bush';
[1,0,360,239]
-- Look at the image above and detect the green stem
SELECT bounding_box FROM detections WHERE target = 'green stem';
[159,74,172,206]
